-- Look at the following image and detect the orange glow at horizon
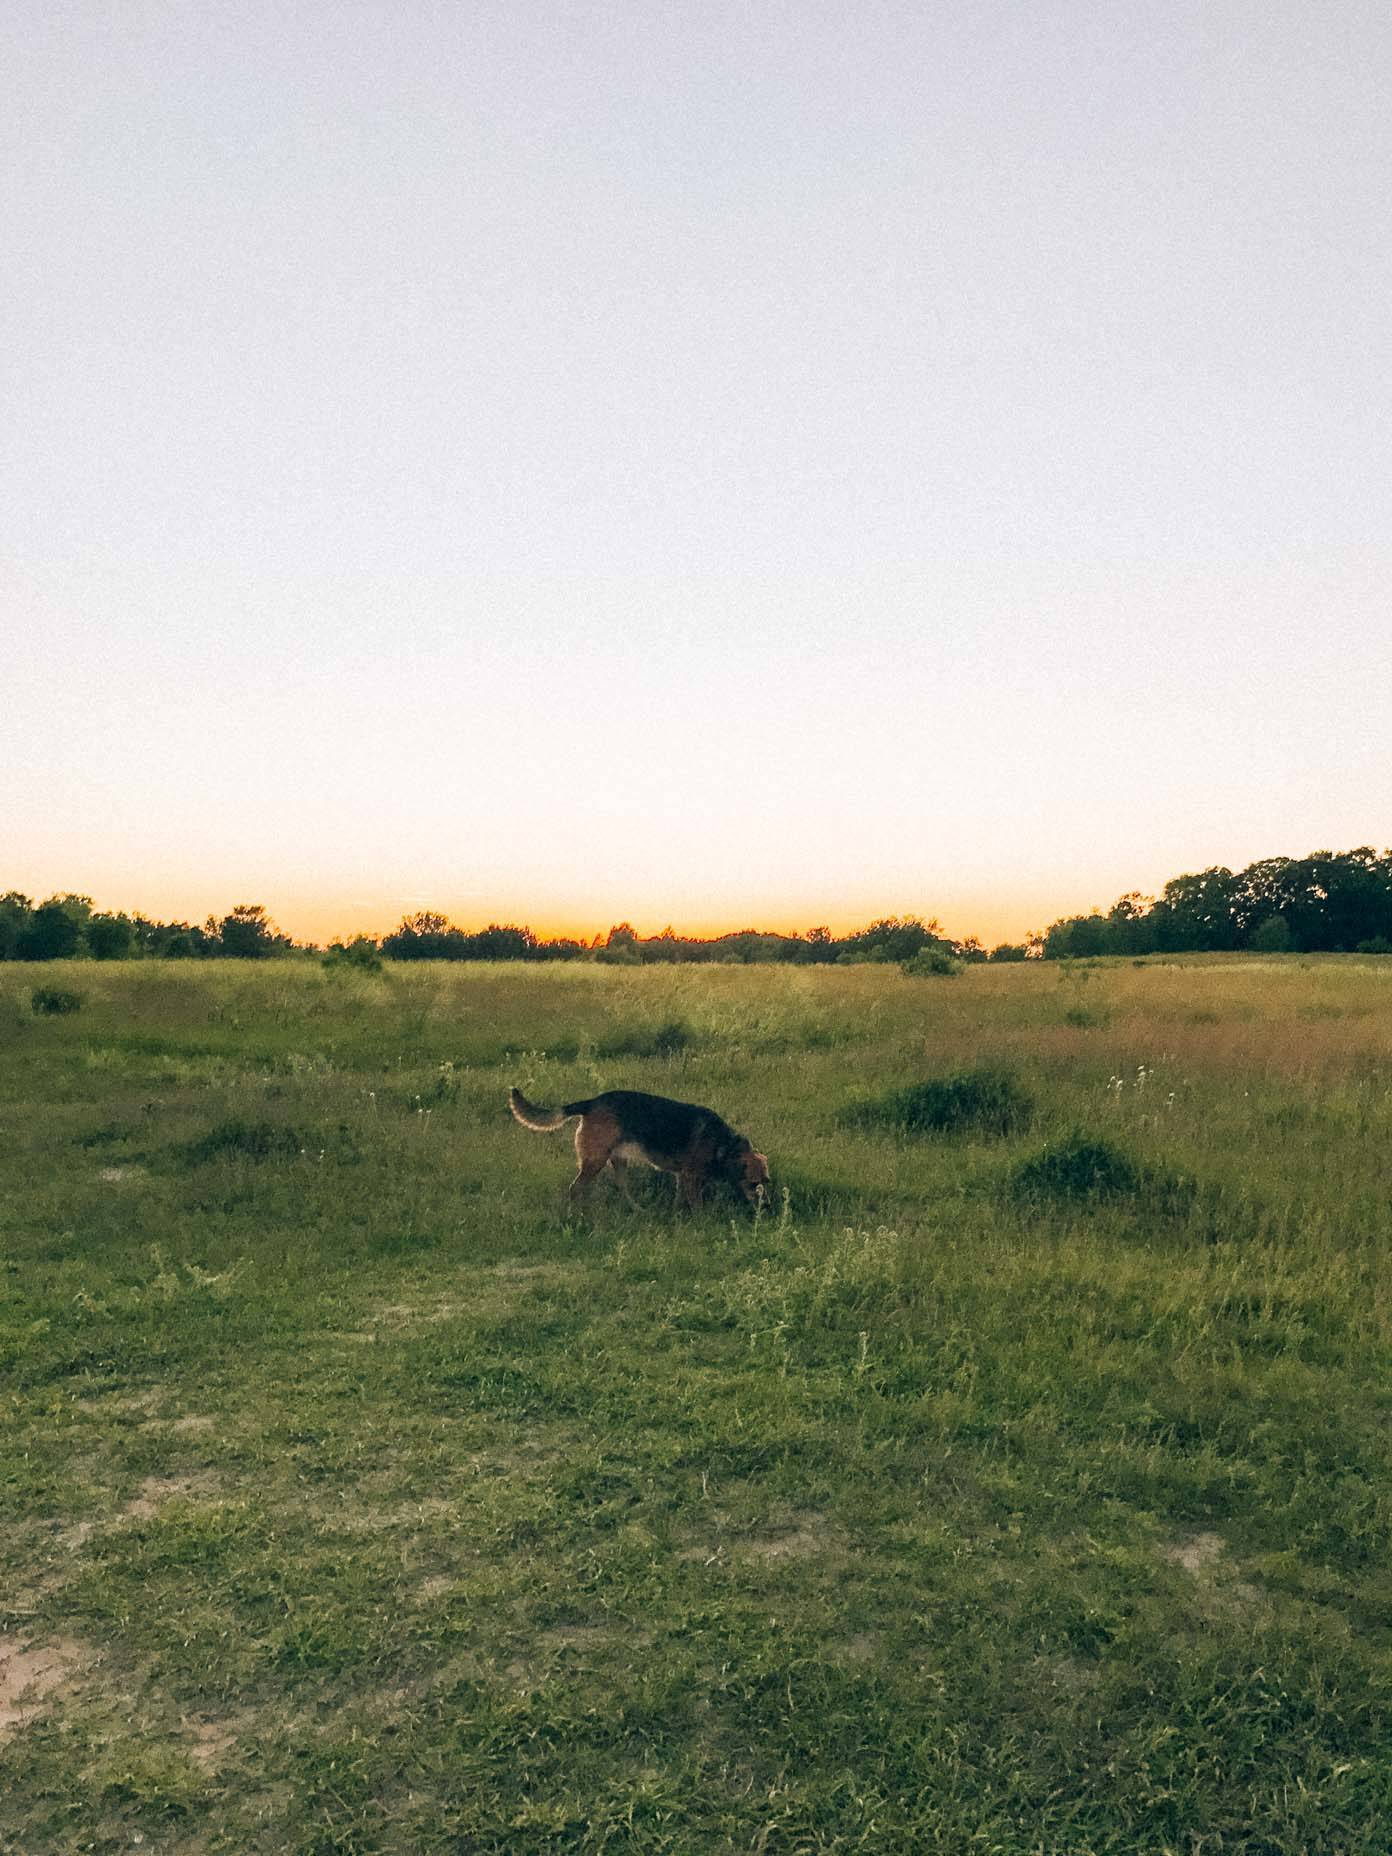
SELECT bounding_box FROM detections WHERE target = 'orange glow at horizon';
[0,866,1155,953]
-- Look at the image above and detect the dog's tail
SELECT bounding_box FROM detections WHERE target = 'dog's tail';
[508,1087,592,1132]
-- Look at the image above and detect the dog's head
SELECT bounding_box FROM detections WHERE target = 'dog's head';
[725,1137,772,1208]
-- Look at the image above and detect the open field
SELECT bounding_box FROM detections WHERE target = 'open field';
[3,954,1392,1854]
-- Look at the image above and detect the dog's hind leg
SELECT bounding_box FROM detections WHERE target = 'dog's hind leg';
[568,1111,619,1210]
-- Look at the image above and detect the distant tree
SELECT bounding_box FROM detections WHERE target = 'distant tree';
[381,912,467,960]
[1293,848,1392,950]
[212,903,279,959]
[462,924,536,960]
[1230,859,1299,948]
[596,923,642,966]
[533,936,587,961]
[1041,912,1112,959]
[1105,893,1156,956]
[799,926,837,965]
[1250,914,1294,953]
[0,892,33,961]
[1151,868,1239,952]
[989,942,1028,963]
[837,916,949,965]
[17,897,85,961]
[86,913,134,960]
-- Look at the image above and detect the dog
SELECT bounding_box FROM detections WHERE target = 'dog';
[508,1086,771,1210]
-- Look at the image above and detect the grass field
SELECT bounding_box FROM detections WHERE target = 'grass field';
[3,954,1392,1854]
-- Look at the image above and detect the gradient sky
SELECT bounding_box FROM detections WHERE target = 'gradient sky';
[5,1,1389,946]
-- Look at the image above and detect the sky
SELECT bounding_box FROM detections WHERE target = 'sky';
[4,0,1389,947]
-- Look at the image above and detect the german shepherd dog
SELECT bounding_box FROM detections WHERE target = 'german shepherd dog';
[508,1087,771,1211]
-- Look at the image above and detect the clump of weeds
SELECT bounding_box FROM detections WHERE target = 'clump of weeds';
[1011,1129,1196,1214]
[841,1068,1033,1138]
[594,1018,695,1060]
[32,986,84,1015]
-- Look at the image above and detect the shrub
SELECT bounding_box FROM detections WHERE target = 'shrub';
[1011,1131,1196,1213]
[988,943,1028,963]
[595,1018,694,1059]
[900,949,960,979]
[31,986,83,1015]
[178,1119,307,1165]
[1355,936,1392,955]
[1063,1005,1110,1029]
[323,936,384,973]
[1250,915,1294,953]
[841,1068,1033,1138]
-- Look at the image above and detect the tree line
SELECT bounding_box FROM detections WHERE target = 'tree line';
[0,894,1027,966]
[1040,849,1392,958]
[7,848,1389,966]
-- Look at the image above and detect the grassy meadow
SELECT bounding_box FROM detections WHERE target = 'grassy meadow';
[3,953,1392,1854]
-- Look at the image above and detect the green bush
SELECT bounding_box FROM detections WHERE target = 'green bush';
[1356,936,1392,955]
[594,1018,694,1059]
[178,1119,307,1165]
[1063,1005,1110,1029]
[323,936,384,973]
[31,986,83,1015]
[900,949,960,978]
[1250,915,1294,953]
[1011,1131,1196,1213]
[841,1068,1033,1138]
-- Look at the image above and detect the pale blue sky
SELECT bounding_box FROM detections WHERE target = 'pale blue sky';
[4,1,1389,942]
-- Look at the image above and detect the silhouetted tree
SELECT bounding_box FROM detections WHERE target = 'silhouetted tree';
[18,897,85,961]
[212,903,279,958]
[0,892,33,961]
[87,913,134,959]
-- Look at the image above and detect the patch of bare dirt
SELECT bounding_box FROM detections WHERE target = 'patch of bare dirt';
[1164,1531,1225,1574]
[184,1715,237,1767]
[496,1622,649,1693]
[0,1635,88,1740]
[1162,1532,1265,1613]
[677,1543,725,1565]
[76,1388,164,1416]
[337,1495,456,1534]
[1043,1654,1099,1694]
[414,1574,456,1604]
[123,1474,214,1520]
[738,1514,839,1562]
[373,1298,466,1327]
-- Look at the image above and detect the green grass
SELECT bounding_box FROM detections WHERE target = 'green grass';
[3,954,1392,1852]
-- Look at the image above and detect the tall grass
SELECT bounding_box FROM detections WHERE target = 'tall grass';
[3,955,1391,1852]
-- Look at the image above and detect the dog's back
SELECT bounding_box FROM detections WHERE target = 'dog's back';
[569,1089,735,1163]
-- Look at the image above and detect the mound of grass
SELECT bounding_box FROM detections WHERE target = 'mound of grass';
[1063,1004,1110,1028]
[31,986,83,1015]
[1011,1130,1196,1213]
[595,1017,694,1060]
[841,1068,1033,1137]
[177,1118,310,1165]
